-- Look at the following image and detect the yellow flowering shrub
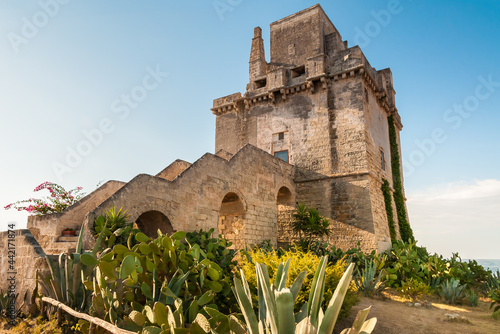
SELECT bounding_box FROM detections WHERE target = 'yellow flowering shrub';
[239,248,359,319]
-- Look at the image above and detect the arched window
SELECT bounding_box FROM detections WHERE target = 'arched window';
[218,192,245,249]
[135,210,174,238]
[276,186,296,247]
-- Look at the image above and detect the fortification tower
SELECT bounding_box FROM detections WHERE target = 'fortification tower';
[212,4,410,251]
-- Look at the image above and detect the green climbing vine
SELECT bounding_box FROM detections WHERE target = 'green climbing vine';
[388,115,414,242]
[381,178,397,243]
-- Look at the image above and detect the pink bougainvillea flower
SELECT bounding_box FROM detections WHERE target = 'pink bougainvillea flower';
[6,182,84,215]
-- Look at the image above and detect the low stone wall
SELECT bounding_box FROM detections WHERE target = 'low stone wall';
[82,145,296,250]
[0,229,49,309]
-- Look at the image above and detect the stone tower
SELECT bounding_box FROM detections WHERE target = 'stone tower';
[212,4,410,252]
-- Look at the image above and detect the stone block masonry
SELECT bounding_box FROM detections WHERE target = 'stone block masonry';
[0,229,49,310]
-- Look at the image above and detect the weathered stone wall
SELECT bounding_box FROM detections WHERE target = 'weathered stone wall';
[327,219,378,253]
[27,181,125,254]
[269,5,341,66]
[80,145,295,250]
[0,229,49,308]
[156,160,192,181]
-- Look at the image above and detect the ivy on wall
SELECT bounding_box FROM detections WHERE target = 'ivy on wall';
[381,178,397,243]
[388,115,414,242]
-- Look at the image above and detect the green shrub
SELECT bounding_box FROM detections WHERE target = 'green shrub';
[486,270,500,293]
[387,115,414,241]
[399,278,429,301]
[489,288,500,315]
[185,228,237,313]
[465,289,479,307]
[439,278,465,305]
[93,207,138,248]
[82,230,228,332]
[354,259,386,297]
[384,240,430,288]
[239,248,358,319]
[292,204,330,246]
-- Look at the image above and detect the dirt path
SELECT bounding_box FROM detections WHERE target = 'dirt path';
[335,292,500,334]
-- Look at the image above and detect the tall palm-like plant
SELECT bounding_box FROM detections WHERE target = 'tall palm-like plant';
[292,204,330,246]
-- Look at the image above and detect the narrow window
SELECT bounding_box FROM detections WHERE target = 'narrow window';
[278,132,284,140]
[380,149,386,171]
[254,78,267,89]
[274,150,289,162]
[291,65,306,78]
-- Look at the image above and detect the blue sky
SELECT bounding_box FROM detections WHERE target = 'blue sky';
[1,0,499,259]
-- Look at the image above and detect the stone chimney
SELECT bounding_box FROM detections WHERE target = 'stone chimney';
[249,27,267,83]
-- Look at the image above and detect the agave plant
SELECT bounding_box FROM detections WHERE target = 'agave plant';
[233,256,376,334]
[37,220,109,314]
[439,278,465,305]
[354,259,386,297]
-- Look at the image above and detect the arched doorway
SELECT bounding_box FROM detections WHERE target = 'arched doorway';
[218,192,245,249]
[276,186,296,248]
[135,210,174,238]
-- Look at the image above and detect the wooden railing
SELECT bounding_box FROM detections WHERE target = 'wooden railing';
[41,297,137,334]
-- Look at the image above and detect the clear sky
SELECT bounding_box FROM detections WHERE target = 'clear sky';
[1,0,499,259]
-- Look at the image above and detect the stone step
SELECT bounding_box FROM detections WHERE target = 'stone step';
[45,246,76,254]
[57,235,79,242]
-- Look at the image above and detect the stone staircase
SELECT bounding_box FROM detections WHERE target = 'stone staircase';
[44,235,79,254]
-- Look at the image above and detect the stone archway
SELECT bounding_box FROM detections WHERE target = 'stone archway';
[276,186,296,248]
[135,210,174,238]
[218,192,245,249]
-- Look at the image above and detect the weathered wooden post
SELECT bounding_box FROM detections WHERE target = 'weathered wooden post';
[89,322,96,334]
[57,306,62,325]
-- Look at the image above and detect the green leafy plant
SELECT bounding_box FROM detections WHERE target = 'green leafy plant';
[0,289,28,319]
[233,257,376,334]
[354,259,386,297]
[486,270,500,293]
[465,289,479,307]
[292,204,330,247]
[399,278,429,301]
[82,230,228,332]
[383,240,430,288]
[439,278,465,305]
[37,224,105,314]
[4,182,85,215]
[298,240,345,264]
[185,228,238,313]
[387,115,414,242]
[93,207,137,248]
[191,305,246,334]
[489,288,500,315]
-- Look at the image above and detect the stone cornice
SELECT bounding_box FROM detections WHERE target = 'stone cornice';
[294,170,371,183]
[212,64,401,121]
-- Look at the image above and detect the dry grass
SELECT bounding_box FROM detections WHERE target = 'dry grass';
[334,289,500,334]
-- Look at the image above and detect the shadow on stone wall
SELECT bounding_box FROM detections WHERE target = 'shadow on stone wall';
[0,229,50,311]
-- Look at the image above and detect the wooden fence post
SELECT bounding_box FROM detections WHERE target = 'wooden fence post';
[41,300,46,319]
[57,306,62,325]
